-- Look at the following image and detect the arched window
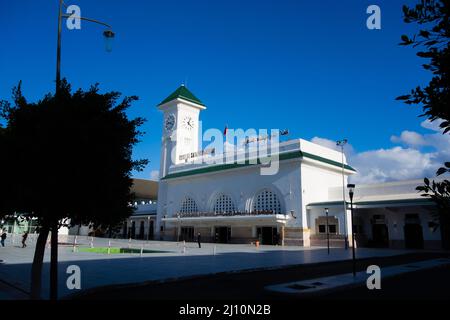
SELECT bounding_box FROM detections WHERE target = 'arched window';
[252,189,281,214]
[179,197,198,214]
[213,194,236,213]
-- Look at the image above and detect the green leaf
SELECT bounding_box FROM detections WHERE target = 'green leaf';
[417,51,433,58]
[396,95,410,100]
[419,30,430,38]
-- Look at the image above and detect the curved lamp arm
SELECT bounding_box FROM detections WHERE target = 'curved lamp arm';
[62,14,113,30]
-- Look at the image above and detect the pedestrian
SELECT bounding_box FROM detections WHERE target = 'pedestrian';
[22,231,29,248]
[1,230,6,247]
[197,232,201,248]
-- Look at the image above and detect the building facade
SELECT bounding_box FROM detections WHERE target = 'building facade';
[154,86,442,249]
[155,86,356,245]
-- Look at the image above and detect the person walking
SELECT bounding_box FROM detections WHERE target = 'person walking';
[197,232,201,248]
[22,231,29,248]
[1,230,7,247]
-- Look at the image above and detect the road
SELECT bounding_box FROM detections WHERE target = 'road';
[73,252,450,300]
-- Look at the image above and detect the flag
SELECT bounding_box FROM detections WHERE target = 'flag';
[223,124,228,136]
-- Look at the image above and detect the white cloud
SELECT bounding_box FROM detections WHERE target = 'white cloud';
[311,120,449,184]
[420,119,445,132]
[350,147,436,184]
[311,137,340,152]
[150,170,159,181]
[390,131,428,147]
[311,136,355,158]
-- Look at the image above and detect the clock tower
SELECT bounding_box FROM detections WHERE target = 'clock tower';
[157,85,206,179]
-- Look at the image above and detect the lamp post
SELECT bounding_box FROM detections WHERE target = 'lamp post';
[347,183,356,277]
[55,0,115,93]
[51,2,115,300]
[325,208,330,255]
[147,216,151,241]
[177,214,181,243]
[336,139,348,250]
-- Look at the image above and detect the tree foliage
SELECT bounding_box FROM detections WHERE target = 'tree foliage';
[0,79,148,297]
[397,0,450,248]
[0,80,147,227]
[397,0,450,133]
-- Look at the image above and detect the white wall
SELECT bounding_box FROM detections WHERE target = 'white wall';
[156,159,303,236]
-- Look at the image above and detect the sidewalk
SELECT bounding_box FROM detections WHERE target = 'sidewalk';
[266,258,450,295]
[0,236,418,299]
[0,280,29,300]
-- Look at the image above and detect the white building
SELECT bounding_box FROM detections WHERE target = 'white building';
[69,178,158,239]
[154,85,441,249]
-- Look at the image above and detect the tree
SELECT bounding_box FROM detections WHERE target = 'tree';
[0,80,148,299]
[397,0,450,248]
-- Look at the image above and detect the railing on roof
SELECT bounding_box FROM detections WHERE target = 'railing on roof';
[174,210,285,218]
[168,139,302,175]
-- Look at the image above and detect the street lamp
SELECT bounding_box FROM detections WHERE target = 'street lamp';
[51,3,115,300]
[103,30,115,52]
[147,216,151,241]
[336,139,348,250]
[56,0,115,92]
[177,214,181,243]
[347,183,356,277]
[325,208,330,255]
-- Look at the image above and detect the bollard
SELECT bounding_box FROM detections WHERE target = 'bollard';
[107,240,111,255]
[72,235,77,253]
[140,245,144,257]
[90,237,94,248]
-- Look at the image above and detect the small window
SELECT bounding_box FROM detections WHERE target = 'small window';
[328,225,337,234]
[213,194,236,214]
[318,225,326,233]
[252,189,281,214]
[180,197,199,214]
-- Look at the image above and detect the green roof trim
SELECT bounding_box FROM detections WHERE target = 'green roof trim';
[162,151,302,180]
[162,150,356,180]
[307,201,347,207]
[355,198,434,206]
[302,151,356,172]
[308,198,435,207]
[158,85,205,107]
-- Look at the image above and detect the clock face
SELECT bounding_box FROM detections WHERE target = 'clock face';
[182,116,194,131]
[164,114,175,132]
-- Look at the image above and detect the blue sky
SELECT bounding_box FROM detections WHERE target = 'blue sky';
[1,0,446,182]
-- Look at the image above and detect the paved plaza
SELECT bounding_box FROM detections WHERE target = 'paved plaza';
[0,234,414,299]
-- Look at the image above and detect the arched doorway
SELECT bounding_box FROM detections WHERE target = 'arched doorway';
[122,222,127,238]
[139,221,145,239]
[404,214,424,249]
[148,220,154,240]
[131,221,136,239]
[371,215,389,248]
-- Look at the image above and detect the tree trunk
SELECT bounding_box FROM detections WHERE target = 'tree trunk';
[50,221,58,300]
[30,224,50,299]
